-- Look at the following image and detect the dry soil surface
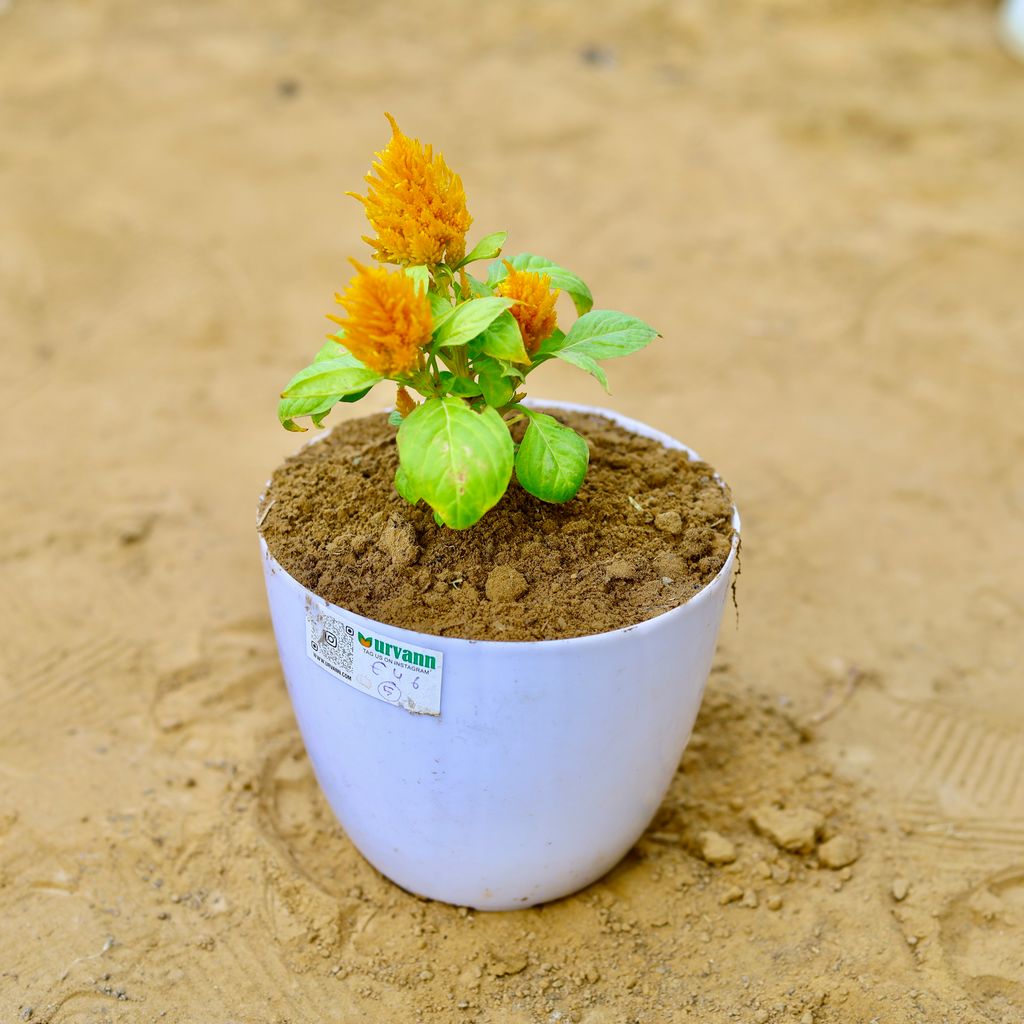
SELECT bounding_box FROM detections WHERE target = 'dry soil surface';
[2,2,1023,1022]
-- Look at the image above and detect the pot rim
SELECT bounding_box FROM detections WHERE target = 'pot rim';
[258,398,740,649]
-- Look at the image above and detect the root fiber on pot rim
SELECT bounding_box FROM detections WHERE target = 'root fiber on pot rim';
[260,408,734,642]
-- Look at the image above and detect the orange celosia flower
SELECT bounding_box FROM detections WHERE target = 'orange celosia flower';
[328,260,433,377]
[395,385,417,417]
[494,261,560,355]
[349,113,473,268]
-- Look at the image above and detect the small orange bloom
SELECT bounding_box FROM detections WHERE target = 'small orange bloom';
[395,385,418,417]
[494,261,559,355]
[328,260,433,377]
[349,113,472,267]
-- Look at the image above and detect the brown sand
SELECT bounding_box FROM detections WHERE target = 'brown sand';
[2,1,1023,1022]
[260,409,734,640]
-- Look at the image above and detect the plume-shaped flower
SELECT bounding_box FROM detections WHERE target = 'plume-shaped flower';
[349,113,472,268]
[494,262,560,355]
[328,260,433,377]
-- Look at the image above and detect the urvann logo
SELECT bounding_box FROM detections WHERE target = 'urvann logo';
[358,632,373,648]
[371,638,436,670]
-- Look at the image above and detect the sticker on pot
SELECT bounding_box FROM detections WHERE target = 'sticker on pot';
[305,600,444,716]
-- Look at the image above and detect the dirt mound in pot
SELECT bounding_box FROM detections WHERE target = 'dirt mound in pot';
[259,408,735,641]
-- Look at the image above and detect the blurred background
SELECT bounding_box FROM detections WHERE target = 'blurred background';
[2,1,1023,1021]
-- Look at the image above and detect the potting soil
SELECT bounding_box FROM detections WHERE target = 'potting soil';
[260,408,735,641]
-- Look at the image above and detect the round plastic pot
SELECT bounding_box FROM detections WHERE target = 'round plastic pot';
[259,401,740,910]
[1003,0,1024,58]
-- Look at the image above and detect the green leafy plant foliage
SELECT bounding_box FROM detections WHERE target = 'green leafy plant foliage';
[433,296,514,350]
[514,409,590,503]
[547,311,660,391]
[279,340,381,431]
[278,121,660,529]
[486,254,594,315]
[397,398,514,529]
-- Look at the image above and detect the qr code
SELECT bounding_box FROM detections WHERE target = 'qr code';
[308,613,354,680]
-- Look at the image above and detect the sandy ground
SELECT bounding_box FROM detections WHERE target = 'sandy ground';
[2,1,1023,1021]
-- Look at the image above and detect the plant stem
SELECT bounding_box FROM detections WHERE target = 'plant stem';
[501,398,530,422]
[452,347,471,378]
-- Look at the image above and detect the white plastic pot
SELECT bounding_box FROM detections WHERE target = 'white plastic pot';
[1003,0,1024,59]
[259,401,739,910]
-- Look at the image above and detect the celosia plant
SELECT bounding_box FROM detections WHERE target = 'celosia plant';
[279,114,659,529]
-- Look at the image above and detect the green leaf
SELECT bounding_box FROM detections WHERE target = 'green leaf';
[278,340,378,429]
[477,369,515,409]
[476,310,530,365]
[463,272,492,298]
[278,393,339,432]
[474,354,525,383]
[562,352,609,391]
[487,254,594,315]
[311,401,339,427]
[388,409,404,427]
[308,406,336,429]
[553,310,659,360]
[549,310,658,391]
[404,265,430,292]
[404,268,453,332]
[316,337,347,361]
[278,382,372,430]
[451,379,483,398]
[438,371,483,398]
[320,337,383,392]
[533,326,565,361]
[514,410,590,503]
[456,231,508,268]
[339,386,373,405]
[394,463,419,504]
[397,397,514,529]
[428,291,453,320]
[433,296,515,350]
[281,358,383,399]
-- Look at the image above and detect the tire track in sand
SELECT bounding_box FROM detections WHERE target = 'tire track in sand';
[0,633,137,743]
[894,700,1024,863]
